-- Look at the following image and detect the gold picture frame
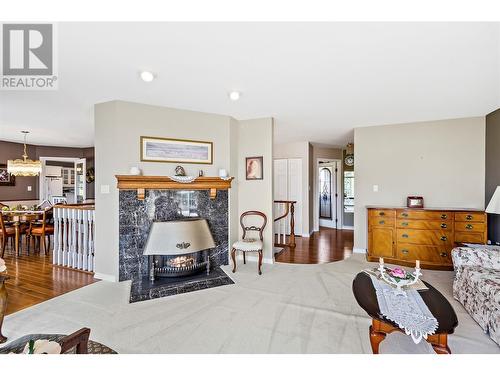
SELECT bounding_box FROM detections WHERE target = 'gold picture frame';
[140,136,214,165]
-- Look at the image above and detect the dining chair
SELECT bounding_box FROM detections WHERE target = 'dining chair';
[27,208,54,255]
[0,213,25,258]
[230,211,267,275]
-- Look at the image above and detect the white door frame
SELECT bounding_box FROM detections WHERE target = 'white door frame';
[75,158,87,203]
[315,158,342,231]
[39,156,82,203]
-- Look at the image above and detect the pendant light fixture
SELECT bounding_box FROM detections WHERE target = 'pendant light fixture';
[7,131,42,176]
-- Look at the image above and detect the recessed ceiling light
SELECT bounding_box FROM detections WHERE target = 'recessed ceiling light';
[140,71,155,82]
[229,91,241,101]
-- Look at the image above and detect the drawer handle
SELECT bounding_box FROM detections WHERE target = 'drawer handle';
[379,212,385,216]
[402,234,409,238]
[441,214,447,219]
[401,222,408,226]
[379,220,385,225]
[466,215,473,220]
[401,249,409,254]
[466,224,474,230]
[440,252,448,257]
[401,213,408,217]
[440,236,448,241]
[440,223,447,229]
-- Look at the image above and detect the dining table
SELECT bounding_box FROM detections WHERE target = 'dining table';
[1,210,44,256]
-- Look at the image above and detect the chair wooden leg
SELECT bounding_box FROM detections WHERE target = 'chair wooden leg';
[258,250,263,275]
[41,235,46,255]
[231,248,237,273]
[243,251,246,264]
[0,236,5,258]
[45,236,50,255]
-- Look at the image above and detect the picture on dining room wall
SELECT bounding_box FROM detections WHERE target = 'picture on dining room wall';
[0,164,15,186]
[246,157,263,180]
[140,136,213,164]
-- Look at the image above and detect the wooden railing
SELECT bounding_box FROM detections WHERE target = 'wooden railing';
[53,204,95,272]
[274,200,296,248]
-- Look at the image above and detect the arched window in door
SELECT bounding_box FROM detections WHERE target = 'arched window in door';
[319,167,332,219]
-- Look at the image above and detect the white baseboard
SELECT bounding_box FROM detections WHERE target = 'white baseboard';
[94,272,117,282]
[342,225,354,230]
[352,247,367,254]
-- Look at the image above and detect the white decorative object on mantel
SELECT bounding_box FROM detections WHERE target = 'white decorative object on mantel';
[129,166,141,175]
[168,175,197,183]
[369,275,438,344]
[218,169,228,178]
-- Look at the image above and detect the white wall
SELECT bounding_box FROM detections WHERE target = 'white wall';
[354,117,486,251]
[94,100,273,281]
[273,141,311,236]
[237,118,274,263]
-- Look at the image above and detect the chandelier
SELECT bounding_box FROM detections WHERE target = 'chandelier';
[7,131,42,176]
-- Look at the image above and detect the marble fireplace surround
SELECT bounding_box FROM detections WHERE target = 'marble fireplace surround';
[118,186,234,302]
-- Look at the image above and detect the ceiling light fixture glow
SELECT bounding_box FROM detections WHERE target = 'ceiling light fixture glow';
[140,71,155,82]
[229,91,240,101]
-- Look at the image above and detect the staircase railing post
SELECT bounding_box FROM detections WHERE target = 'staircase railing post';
[289,202,296,247]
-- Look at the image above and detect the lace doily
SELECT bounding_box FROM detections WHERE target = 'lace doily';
[168,176,197,183]
[370,275,438,344]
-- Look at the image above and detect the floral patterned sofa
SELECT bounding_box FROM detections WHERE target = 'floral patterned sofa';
[452,245,500,346]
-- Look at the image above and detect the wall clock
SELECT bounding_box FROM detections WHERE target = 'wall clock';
[344,154,354,167]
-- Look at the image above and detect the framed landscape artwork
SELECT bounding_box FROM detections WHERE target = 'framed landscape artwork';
[0,164,15,186]
[140,136,213,164]
[246,156,263,180]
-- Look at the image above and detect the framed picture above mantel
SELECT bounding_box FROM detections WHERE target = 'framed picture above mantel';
[140,136,213,165]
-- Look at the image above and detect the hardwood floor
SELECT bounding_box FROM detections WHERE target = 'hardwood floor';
[274,227,353,264]
[1,245,97,315]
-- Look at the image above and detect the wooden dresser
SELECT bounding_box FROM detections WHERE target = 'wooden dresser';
[367,207,487,270]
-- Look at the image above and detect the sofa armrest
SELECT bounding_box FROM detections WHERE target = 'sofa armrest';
[452,245,500,271]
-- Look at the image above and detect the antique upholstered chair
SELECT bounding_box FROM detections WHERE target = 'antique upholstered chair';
[231,211,267,275]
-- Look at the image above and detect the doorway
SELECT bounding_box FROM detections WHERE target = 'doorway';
[317,159,342,229]
[39,157,87,204]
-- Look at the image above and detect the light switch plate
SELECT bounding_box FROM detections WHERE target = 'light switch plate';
[373,185,379,192]
[100,185,110,194]
[27,186,32,191]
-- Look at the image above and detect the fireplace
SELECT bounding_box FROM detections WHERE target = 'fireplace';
[143,219,215,280]
[119,188,234,303]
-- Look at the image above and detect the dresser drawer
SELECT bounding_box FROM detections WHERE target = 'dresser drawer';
[396,229,452,245]
[397,220,452,231]
[455,212,486,223]
[454,222,486,233]
[369,218,394,227]
[369,209,395,219]
[397,210,451,220]
[397,244,451,264]
[454,232,485,244]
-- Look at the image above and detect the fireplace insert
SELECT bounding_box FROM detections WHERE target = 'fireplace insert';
[149,250,209,278]
[143,219,216,281]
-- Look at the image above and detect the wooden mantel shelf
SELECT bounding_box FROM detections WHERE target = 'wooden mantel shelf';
[115,175,234,200]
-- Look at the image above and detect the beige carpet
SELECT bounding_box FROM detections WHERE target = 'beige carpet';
[2,254,499,353]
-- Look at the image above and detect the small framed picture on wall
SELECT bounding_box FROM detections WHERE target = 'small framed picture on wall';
[246,156,263,180]
[0,164,15,186]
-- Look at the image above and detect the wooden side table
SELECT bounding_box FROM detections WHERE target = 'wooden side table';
[0,275,9,343]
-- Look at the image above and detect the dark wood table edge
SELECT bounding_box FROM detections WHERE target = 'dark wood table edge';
[353,272,456,354]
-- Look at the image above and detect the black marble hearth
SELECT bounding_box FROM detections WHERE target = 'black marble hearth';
[119,189,231,302]
[129,267,234,303]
